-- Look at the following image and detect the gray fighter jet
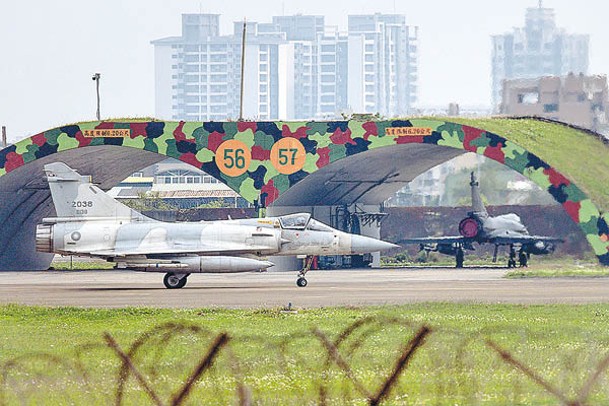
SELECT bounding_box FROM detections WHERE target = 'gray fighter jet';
[36,162,396,288]
[401,172,562,268]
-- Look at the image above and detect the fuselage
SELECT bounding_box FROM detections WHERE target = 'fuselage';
[36,215,378,259]
[478,213,529,240]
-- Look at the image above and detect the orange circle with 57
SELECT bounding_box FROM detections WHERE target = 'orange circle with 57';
[215,140,251,177]
[270,138,306,175]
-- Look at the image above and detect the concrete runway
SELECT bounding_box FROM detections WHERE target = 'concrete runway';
[0,267,608,308]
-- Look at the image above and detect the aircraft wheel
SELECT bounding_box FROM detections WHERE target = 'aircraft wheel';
[296,277,308,287]
[507,259,516,268]
[164,273,187,289]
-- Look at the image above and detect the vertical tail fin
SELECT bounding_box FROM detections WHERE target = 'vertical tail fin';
[470,172,488,219]
[44,162,149,221]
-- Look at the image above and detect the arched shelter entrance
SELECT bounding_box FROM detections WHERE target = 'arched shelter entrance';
[1,118,608,270]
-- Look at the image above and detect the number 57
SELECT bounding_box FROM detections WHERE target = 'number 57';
[278,148,298,165]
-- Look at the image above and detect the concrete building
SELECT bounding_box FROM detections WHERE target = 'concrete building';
[257,15,349,119]
[152,13,418,121]
[109,159,249,209]
[152,14,292,121]
[316,29,349,118]
[348,14,418,117]
[500,74,609,132]
[491,4,589,111]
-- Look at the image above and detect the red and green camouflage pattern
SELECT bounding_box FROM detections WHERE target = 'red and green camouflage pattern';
[1,118,608,265]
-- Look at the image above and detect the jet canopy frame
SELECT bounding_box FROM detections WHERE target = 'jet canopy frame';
[278,213,311,230]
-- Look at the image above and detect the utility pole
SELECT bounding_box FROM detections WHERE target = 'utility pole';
[239,19,246,121]
[92,73,101,120]
[1,126,6,148]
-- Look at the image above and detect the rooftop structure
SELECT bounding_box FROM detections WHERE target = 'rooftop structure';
[500,73,609,133]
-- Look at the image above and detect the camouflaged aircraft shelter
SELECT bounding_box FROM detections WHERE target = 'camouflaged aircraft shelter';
[1,117,608,271]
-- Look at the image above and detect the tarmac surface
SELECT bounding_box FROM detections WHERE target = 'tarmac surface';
[0,267,608,308]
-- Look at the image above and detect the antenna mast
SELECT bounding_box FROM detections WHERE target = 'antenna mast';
[239,18,246,121]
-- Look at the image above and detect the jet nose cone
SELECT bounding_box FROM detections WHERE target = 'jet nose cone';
[351,235,399,254]
[261,261,275,269]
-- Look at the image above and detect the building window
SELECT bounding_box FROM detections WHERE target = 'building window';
[211,64,226,72]
[517,92,539,104]
[210,85,227,93]
[543,103,559,112]
[321,75,334,83]
[210,44,226,52]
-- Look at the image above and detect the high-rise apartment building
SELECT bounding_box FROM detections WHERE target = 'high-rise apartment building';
[491,4,589,111]
[347,14,418,117]
[152,13,418,121]
[152,14,292,121]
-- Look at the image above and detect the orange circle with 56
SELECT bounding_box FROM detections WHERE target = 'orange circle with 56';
[270,138,306,175]
[215,140,251,177]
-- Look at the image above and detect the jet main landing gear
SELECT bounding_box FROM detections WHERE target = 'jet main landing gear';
[507,245,517,268]
[296,256,315,287]
[163,272,189,289]
[518,249,528,267]
[455,247,464,268]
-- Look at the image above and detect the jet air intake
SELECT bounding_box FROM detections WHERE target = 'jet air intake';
[35,224,54,253]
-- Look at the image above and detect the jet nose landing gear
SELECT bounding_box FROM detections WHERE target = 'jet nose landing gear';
[296,256,315,287]
[163,273,189,289]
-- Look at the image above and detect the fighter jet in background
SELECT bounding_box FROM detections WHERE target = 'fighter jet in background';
[401,172,563,268]
[36,162,396,288]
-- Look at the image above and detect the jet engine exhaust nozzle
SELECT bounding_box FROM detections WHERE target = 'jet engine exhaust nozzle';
[35,224,54,253]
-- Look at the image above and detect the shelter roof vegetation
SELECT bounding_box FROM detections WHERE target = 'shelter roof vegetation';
[451,117,609,212]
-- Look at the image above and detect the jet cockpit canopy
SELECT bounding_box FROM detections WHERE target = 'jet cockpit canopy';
[279,213,311,230]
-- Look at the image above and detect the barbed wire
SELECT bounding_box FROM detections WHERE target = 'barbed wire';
[0,314,608,405]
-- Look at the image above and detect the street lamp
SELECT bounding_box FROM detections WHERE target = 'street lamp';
[92,73,101,120]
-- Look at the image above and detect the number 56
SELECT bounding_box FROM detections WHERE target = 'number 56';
[223,148,246,169]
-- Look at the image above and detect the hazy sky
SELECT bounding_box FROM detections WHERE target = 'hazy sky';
[1,0,608,141]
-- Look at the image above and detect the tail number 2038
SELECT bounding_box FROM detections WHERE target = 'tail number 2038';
[72,201,93,215]
[72,201,93,208]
